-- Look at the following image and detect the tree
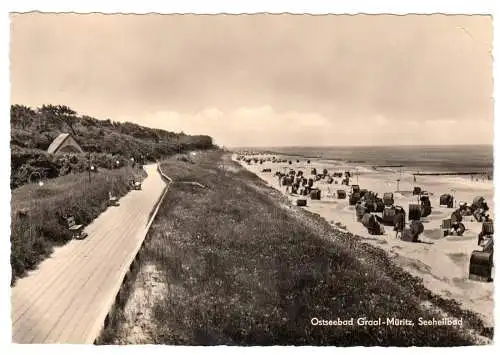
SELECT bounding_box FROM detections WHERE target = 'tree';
[38,104,78,136]
[57,105,78,137]
[11,105,36,129]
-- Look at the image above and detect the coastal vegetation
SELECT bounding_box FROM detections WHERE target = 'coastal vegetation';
[99,151,485,346]
[10,104,213,188]
[10,165,145,284]
[10,104,214,284]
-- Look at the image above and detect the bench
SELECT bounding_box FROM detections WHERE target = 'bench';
[108,191,119,206]
[129,179,142,190]
[66,216,87,240]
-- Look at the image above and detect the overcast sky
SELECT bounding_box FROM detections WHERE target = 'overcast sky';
[10,13,492,147]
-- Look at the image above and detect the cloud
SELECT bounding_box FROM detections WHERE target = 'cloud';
[375,115,390,126]
[424,119,458,125]
[119,106,493,147]
[10,14,492,127]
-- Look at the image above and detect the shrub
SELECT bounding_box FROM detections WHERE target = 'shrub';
[10,166,145,284]
[10,147,135,188]
[10,104,215,188]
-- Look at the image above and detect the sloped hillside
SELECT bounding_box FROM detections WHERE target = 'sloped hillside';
[10,104,214,188]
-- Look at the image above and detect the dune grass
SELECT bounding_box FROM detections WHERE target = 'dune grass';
[99,151,480,346]
[10,166,146,285]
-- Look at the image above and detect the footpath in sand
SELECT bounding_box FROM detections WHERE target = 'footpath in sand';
[11,163,167,344]
[235,155,494,328]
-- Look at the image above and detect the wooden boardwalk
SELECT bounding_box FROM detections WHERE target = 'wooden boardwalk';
[11,164,167,344]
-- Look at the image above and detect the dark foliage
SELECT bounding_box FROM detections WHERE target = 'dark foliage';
[10,104,214,188]
[10,166,145,284]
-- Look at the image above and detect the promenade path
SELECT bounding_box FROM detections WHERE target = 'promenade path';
[11,163,167,344]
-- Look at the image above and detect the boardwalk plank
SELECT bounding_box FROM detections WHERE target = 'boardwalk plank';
[11,164,167,344]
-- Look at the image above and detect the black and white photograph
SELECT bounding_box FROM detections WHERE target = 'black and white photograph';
[6,5,495,348]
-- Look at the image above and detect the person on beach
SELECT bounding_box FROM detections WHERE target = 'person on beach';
[394,211,405,239]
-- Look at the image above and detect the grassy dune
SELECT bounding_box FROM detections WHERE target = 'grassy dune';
[10,166,146,285]
[100,151,485,346]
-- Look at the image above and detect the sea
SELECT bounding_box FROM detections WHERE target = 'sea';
[237,145,493,175]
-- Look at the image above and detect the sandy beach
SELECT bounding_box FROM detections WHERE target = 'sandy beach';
[234,153,494,328]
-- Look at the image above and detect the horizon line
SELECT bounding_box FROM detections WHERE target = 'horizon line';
[228,143,493,149]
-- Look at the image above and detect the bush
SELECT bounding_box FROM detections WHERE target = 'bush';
[10,147,134,188]
[10,104,215,188]
[10,166,145,284]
